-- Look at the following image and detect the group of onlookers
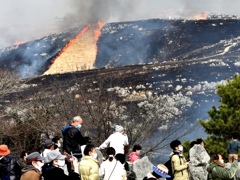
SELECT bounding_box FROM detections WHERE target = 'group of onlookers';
[1,115,240,180]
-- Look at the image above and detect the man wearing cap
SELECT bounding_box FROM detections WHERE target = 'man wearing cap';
[99,125,129,154]
[41,139,54,158]
[0,144,21,180]
[143,164,171,180]
[20,152,45,180]
[41,150,79,180]
[170,140,189,180]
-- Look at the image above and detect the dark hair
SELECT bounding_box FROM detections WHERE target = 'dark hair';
[132,144,142,152]
[212,154,220,161]
[196,138,204,145]
[152,171,161,179]
[190,141,196,148]
[84,144,95,156]
[232,133,238,139]
[84,136,92,144]
[115,153,129,171]
[106,147,116,162]
[52,136,60,144]
[20,151,27,159]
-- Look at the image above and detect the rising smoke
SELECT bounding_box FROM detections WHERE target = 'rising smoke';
[0,0,240,48]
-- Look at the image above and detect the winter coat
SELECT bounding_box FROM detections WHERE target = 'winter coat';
[170,151,189,180]
[62,125,86,158]
[207,160,238,180]
[42,165,80,180]
[99,132,128,154]
[227,140,240,154]
[188,144,210,180]
[99,158,125,180]
[20,165,41,180]
[0,155,22,180]
[79,155,99,180]
[128,152,140,162]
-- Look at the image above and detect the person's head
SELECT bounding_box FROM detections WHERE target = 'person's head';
[115,153,125,164]
[115,153,129,171]
[232,133,238,140]
[84,136,92,144]
[115,125,124,134]
[84,144,97,159]
[45,150,66,169]
[72,116,83,129]
[20,151,28,161]
[0,144,10,157]
[170,140,183,152]
[190,141,197,148]
[132,144,142,155]
[44,139,54,150]
[196,138,204,147]
[152,164,171,179]
[106,147,116,162]
[26,152,45,172]
[211,154,224,164]
[52,136,61,149]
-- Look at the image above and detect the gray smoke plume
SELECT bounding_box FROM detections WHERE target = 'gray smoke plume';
[0,0,240,48]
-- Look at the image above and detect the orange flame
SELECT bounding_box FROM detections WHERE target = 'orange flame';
[13,41,25,46]
[194,12,207,20]
[94,21,105,54]
[50,24,91,64]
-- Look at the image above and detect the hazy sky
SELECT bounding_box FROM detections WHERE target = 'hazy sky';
[0,0,239,47]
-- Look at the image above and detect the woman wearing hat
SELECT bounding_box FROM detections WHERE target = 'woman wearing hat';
[41,150,79,180]
[143,164,171,180]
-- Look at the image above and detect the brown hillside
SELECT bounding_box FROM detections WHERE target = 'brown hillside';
[44,24,98,75]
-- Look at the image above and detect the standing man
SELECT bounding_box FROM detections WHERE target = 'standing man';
[62,116,86,172]
[227,133,240,163]
[41,139,54,158]
[99,125,129,155]
[170,140,189,180]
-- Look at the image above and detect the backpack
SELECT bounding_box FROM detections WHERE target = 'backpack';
[164,152,181,180]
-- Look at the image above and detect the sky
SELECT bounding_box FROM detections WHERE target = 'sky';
[0,0,240,47]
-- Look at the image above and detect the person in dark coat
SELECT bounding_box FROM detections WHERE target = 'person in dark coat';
[62,116,86,173]
[0,144,21,180]
[42,149,79,180]
[42,149,80,180]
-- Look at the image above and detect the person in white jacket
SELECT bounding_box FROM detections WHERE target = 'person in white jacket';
[99,125,128,154]
[99,147,125,180]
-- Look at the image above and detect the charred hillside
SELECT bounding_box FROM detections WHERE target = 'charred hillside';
[1,18,240,79]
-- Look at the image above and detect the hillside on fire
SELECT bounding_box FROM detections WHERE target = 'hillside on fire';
[0,17,240,159]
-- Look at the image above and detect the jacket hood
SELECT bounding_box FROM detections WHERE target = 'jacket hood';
[21,164,39,173]
[207,161,225,173]
[61,125,72,133]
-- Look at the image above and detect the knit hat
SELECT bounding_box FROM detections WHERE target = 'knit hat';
[115,125,124,132]
[26,152,45,163]
[0,144,10,156]
[170,140,181,150]
[152,164,171,178]
[44,139,54,147]
[45,150,66,163]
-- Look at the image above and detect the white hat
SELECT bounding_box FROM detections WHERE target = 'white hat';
[115,125,124,132]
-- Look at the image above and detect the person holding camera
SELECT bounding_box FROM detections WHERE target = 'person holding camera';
[207,154,238,180]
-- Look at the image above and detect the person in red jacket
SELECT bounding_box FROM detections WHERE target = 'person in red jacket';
[128,144,142,162]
